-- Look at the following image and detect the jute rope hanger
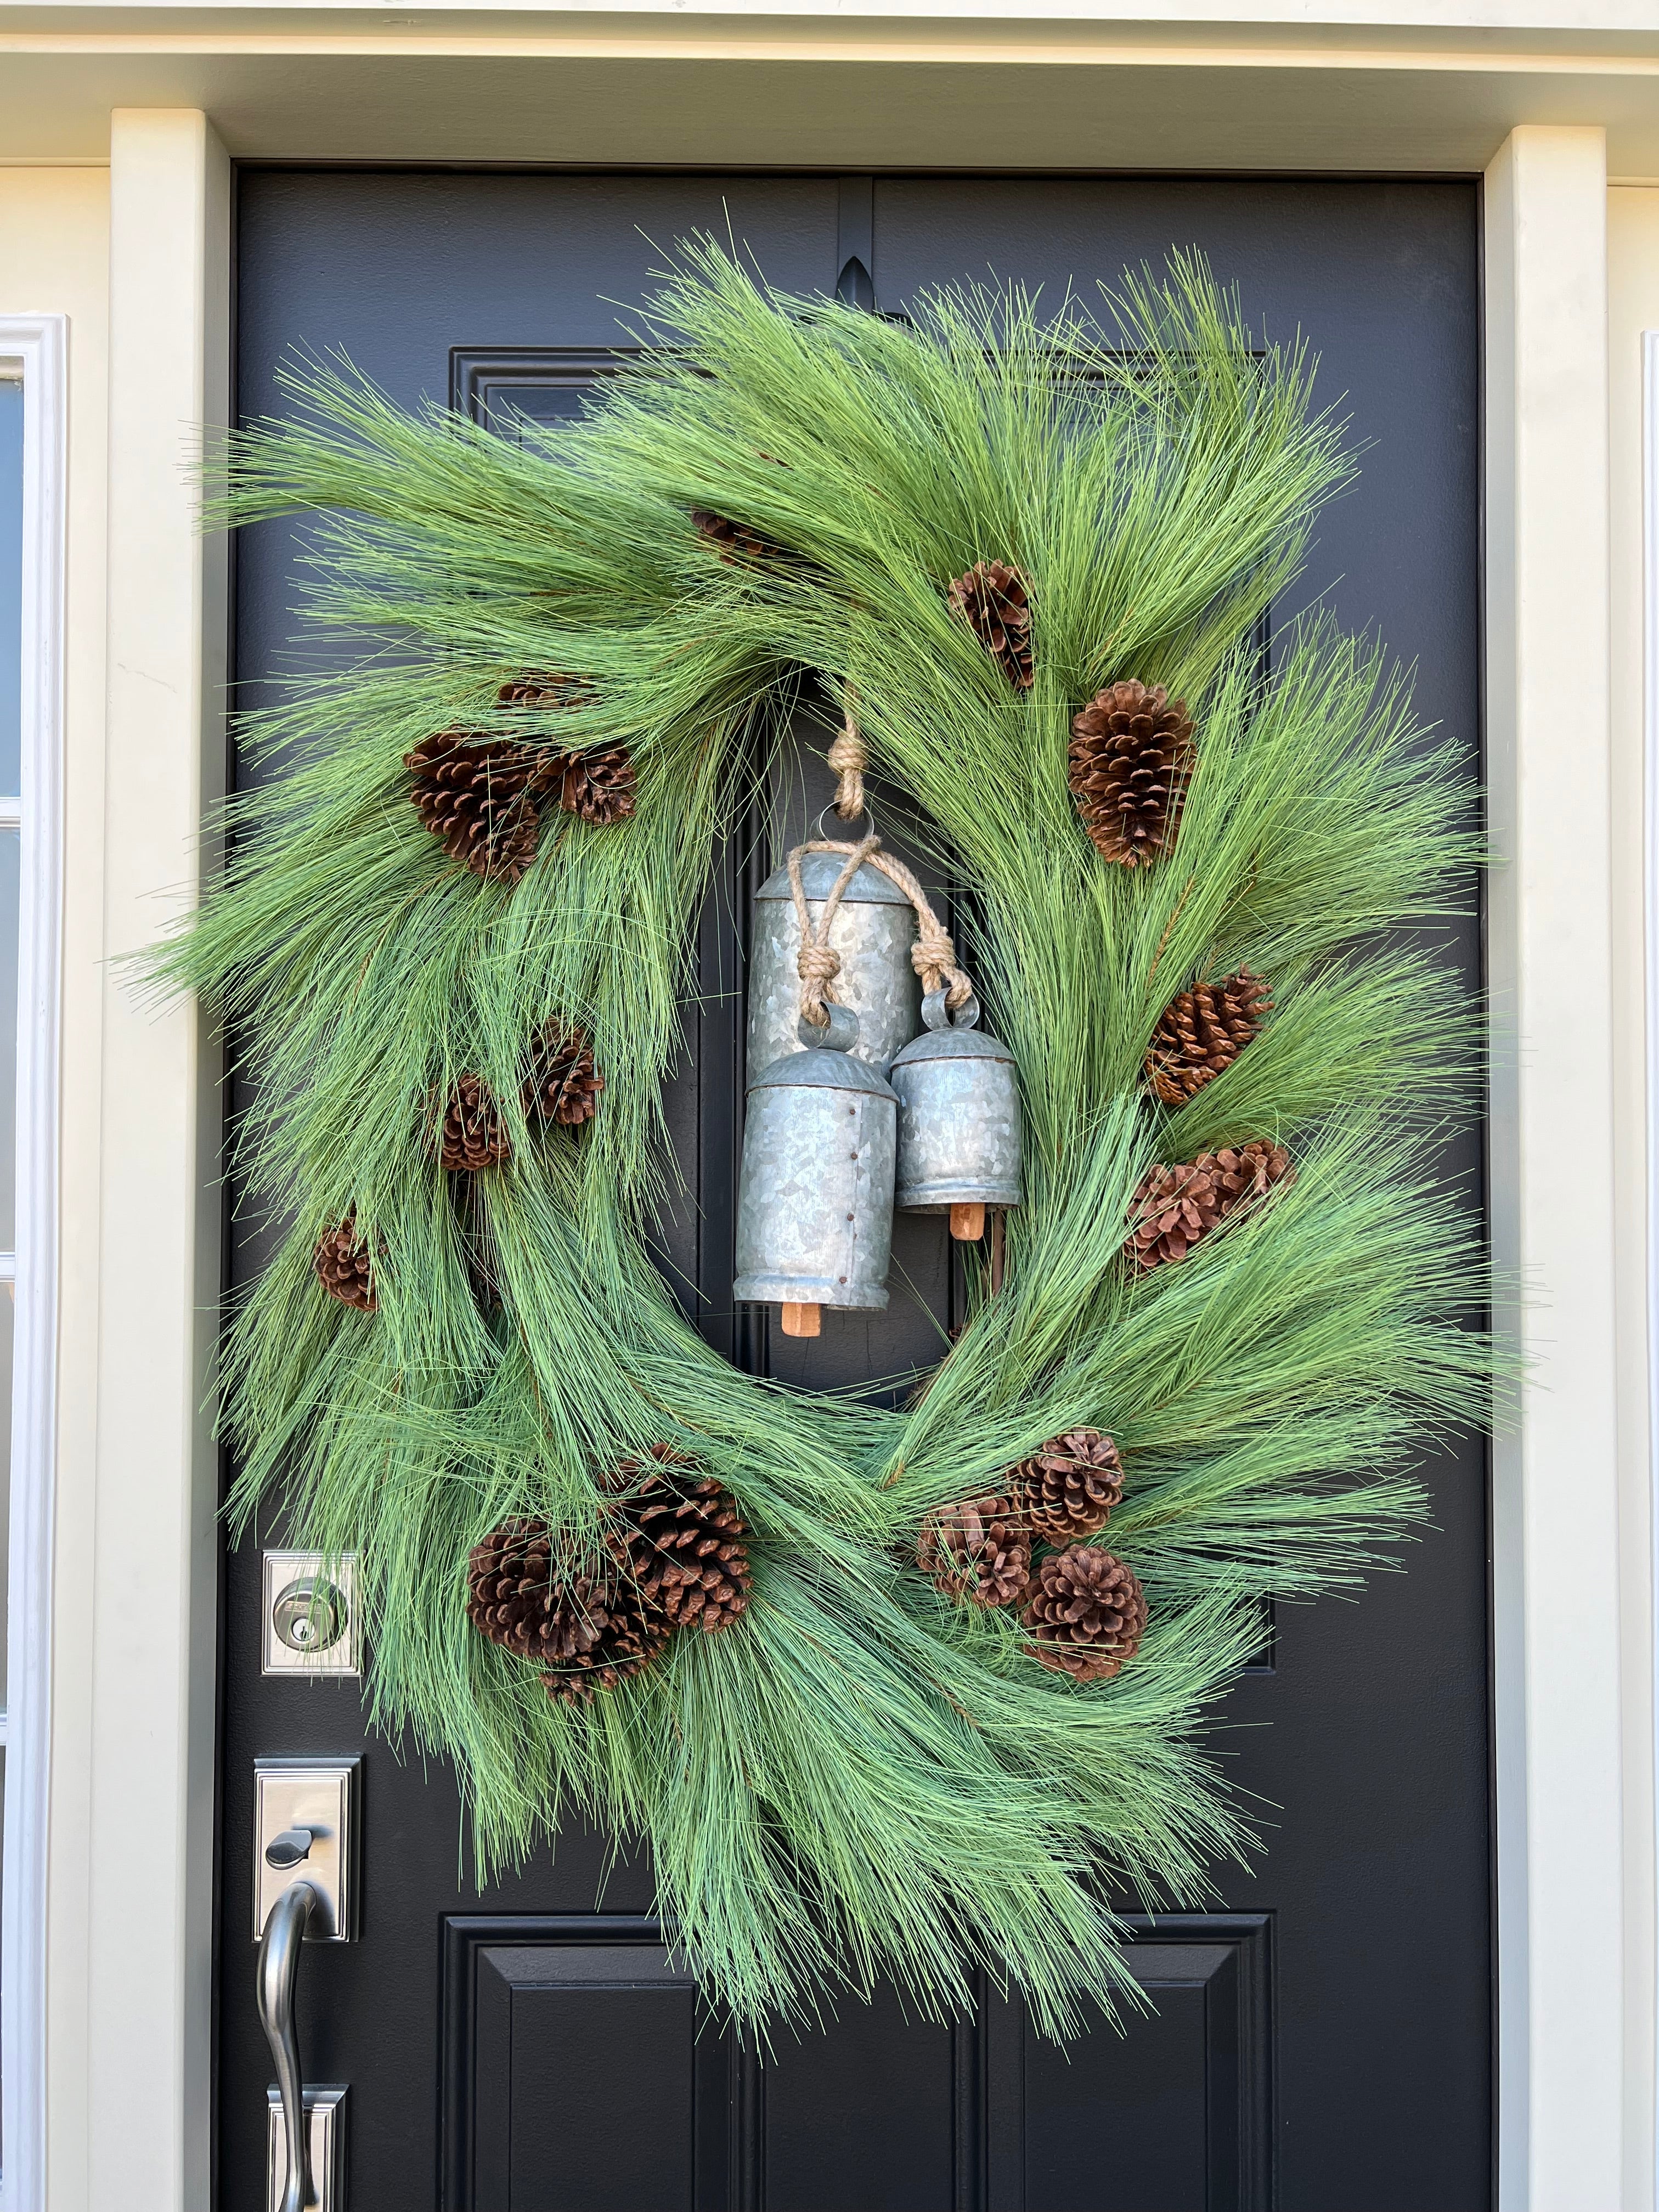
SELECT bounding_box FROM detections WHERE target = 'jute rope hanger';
[786,836,975,1029]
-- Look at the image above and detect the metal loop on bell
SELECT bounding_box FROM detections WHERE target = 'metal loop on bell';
[813,801,878,843]
[921,986,981,1034]
[799,1002,860,1054]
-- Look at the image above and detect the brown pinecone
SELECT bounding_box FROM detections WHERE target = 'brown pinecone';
[1146,970,1272,1106]
[496,672,591,710]
[946,560,1034,690]
[690,509,789,565]
[1020,1545,1147,1683]
[618,1454,752,1633]
[1126,1139,1294,1272]
[492,679,635,827]
[1008,1429,1125,1544]
[314,1216,376,1312]
[917,1494,1031,1608]
[522,1021,603,1127]
[439,1073,512,1172]
[465,1515,668,1702]
[404,730,552,886]
[1068,680,1195,868]
[556,743,636,828]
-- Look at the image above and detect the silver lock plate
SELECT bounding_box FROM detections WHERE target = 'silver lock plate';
[262,1550,359,1677]
[267,2084,347,2212]
[253,1757,360,1942]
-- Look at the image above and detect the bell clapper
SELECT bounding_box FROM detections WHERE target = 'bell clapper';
[990,1209,1006,1296]
[781,1302,822,1339]
[949,1203,986,1243]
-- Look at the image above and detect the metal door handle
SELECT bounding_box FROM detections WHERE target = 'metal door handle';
[258,1878,320,2212]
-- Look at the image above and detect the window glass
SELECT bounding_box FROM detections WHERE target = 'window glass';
[0,380,20,797]
[0,830,18,1257]
[0,1294,14,1709]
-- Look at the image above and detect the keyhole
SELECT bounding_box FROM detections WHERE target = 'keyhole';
[272,1575,346,1655]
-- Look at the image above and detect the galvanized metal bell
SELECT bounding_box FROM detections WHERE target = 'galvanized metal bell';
[891,989,1023,1240]
[733,1003,899,1338]
[746,849,921,1086]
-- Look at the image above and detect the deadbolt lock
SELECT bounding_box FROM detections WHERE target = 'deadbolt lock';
[262,1550,359,1677]
[273,1577,346,1653]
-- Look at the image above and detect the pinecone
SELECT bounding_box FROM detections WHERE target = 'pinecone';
[946,560,1034,690]
[404,730,552,886]
[618,1453,752,1633]
[465,1515,668,1702]
[1068,681,1195,868]
[492,679,635,827]
[690,509,789,566]
[556,743,636,828]
[522,1022,603,1127]
[1008,1429,1125,1544]
[496,672,591,710]
[1126,1139,1294,1272]
[314,1216,376,1312]
[439,1073,512,1172]
[1020,1546,1147,1683]
[917,1494,1031,1608]
[1146,970,1272,1106]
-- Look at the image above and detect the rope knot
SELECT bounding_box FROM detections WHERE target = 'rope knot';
[826,709,867,822]
[797,946,842,1022]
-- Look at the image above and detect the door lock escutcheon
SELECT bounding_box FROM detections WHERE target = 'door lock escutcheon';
[253,1756,360,1940]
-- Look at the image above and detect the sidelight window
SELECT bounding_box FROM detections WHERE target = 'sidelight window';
[0,316,65,2211]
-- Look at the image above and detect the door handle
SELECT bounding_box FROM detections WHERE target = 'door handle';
[258,1878,320,2212]
[253,1760,357,2208]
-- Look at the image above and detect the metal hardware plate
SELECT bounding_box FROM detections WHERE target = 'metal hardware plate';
[253,1757,360,1942]
[262,1549,359,1677]
[267,2084,347,2211]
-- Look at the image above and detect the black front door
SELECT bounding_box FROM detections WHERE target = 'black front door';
[219,169,1488,2211]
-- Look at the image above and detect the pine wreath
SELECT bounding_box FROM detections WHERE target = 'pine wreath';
[154,247,1488,2043]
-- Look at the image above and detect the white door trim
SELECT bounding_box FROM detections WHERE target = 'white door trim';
[1486,124,1624,2211]
[79,110,228,2212]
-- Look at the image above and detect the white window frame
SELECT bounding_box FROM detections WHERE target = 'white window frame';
[1647,319,1659,2212]
[0,313,65,2212]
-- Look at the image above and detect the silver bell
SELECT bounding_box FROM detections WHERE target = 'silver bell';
[746,850,921,1085]
[733,1004,900,1338]
[890,990,1023,1240]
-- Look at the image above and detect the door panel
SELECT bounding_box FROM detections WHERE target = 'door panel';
[222,170,1487,2211]
[439,1917,1272,2212]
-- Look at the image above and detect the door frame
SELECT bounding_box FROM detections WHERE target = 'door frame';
[32,108,1644,2212]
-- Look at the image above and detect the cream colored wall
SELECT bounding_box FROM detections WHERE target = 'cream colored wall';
[1611,177,1659,2212]
[0,162,108,2212]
